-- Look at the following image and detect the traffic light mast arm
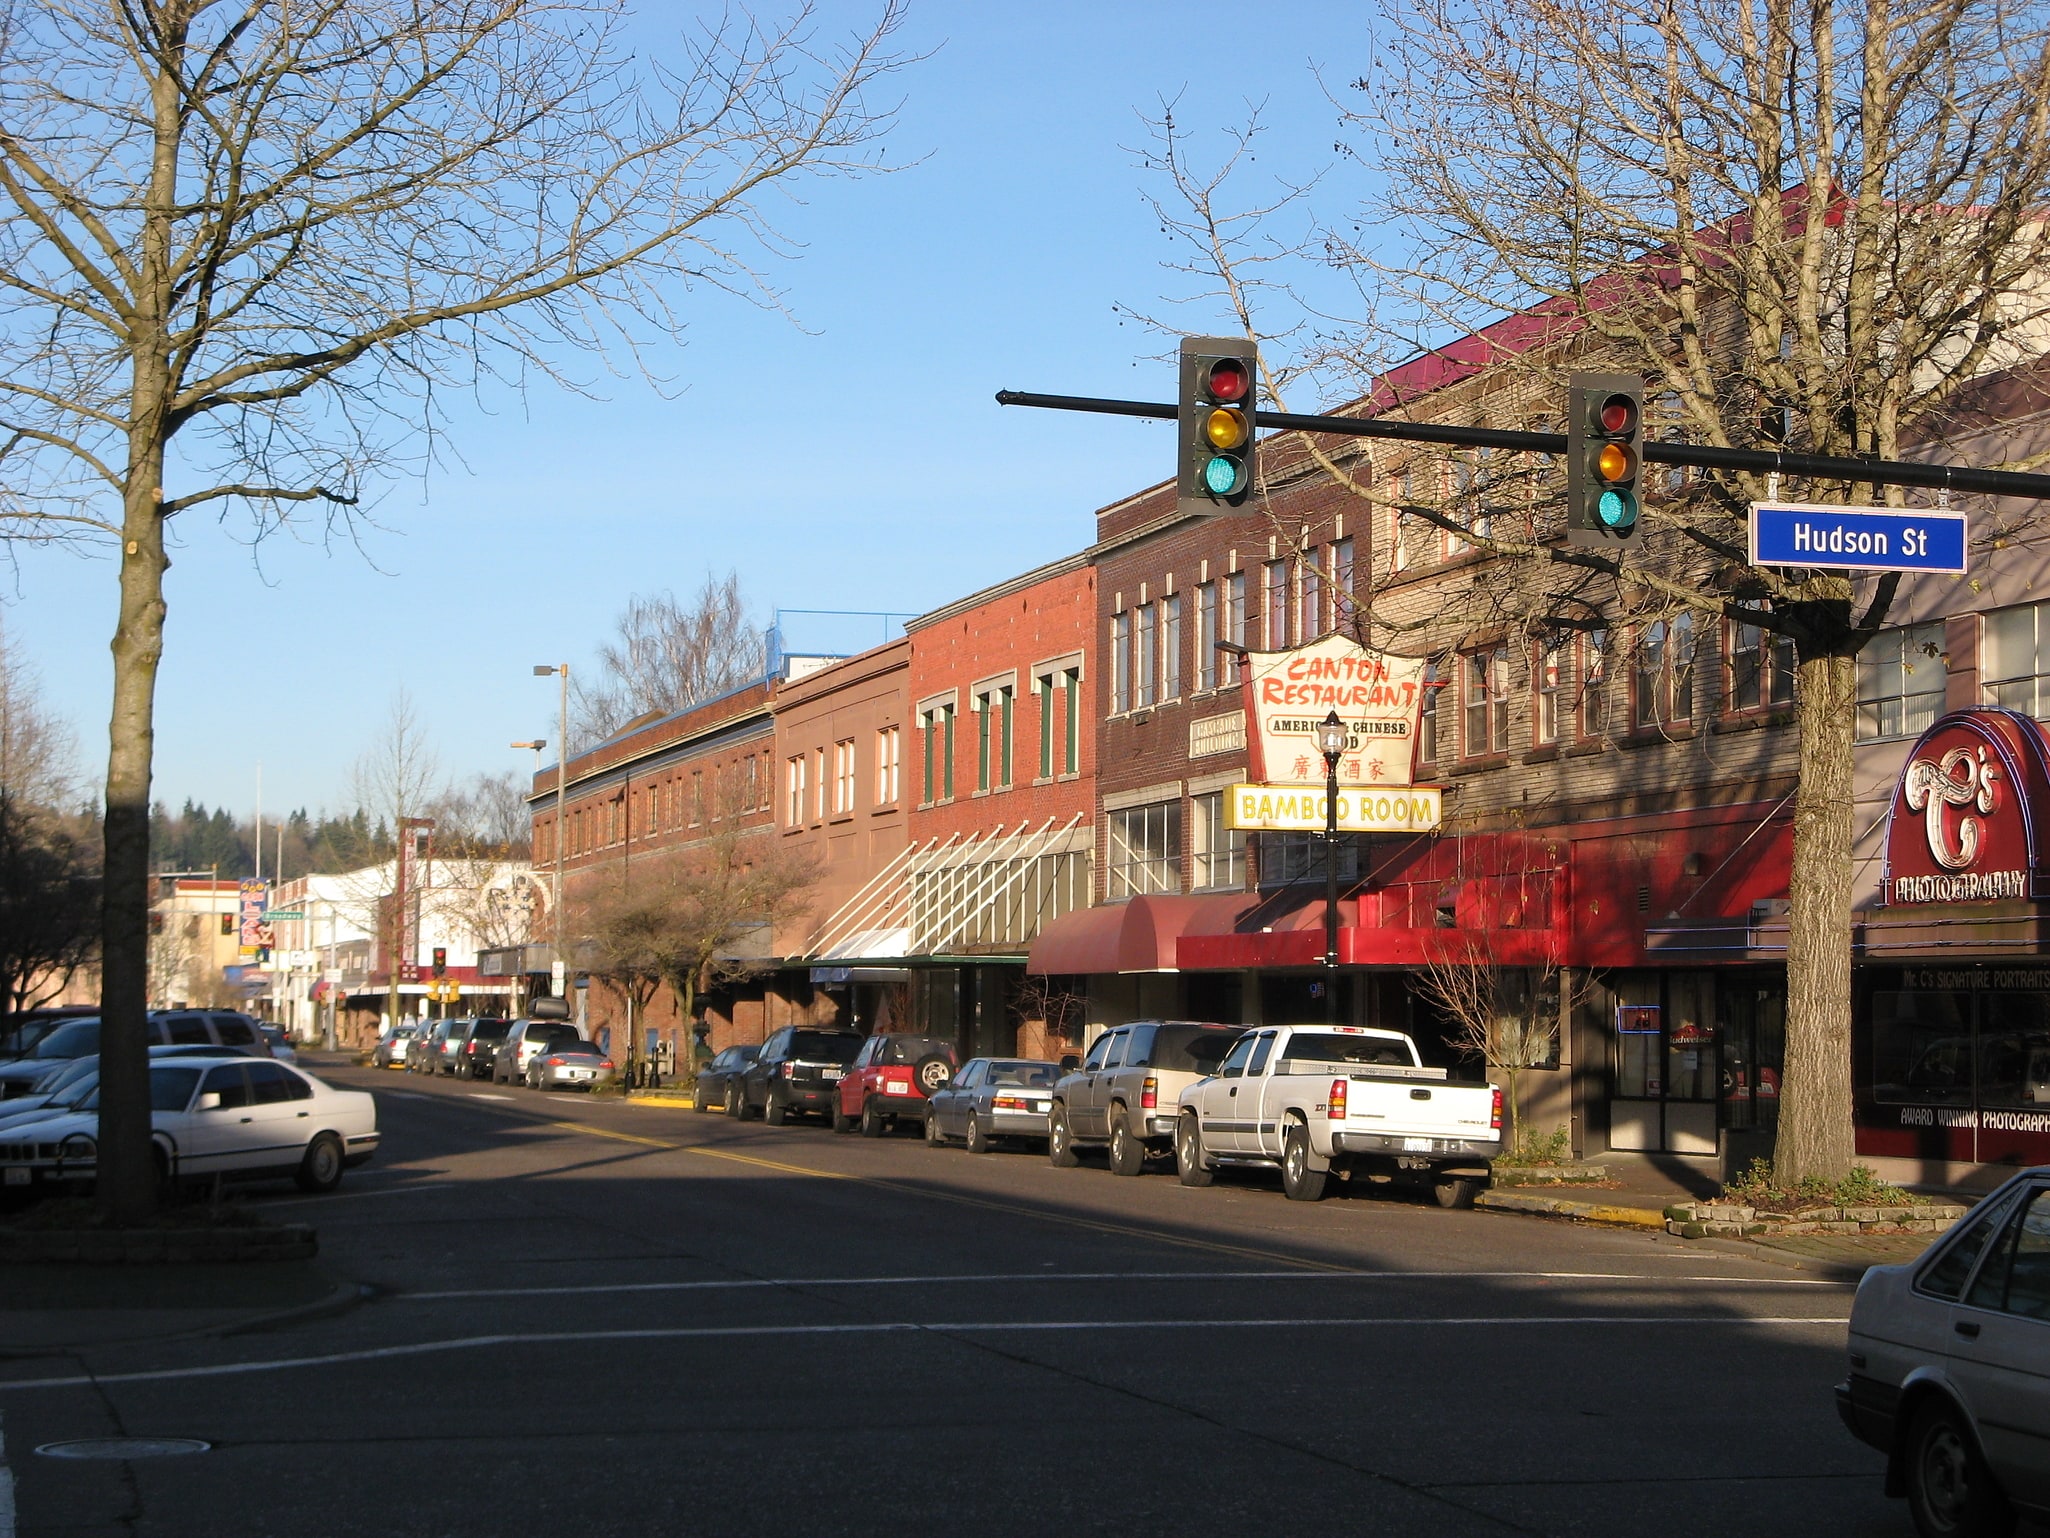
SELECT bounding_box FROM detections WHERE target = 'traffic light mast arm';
[993,388,2050,501]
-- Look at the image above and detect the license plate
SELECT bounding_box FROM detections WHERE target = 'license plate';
[886,1081,911,1096]
[3,1167,27,1185]
[822,1069,844,1081]
[1029,1102,1048,1113]
[1402,1137,1432,1152]
[572,1069,591,1079]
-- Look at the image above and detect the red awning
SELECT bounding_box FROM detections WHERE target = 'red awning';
[1027,894,1255,975]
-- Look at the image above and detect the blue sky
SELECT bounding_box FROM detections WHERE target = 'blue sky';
[10,1,1372,821]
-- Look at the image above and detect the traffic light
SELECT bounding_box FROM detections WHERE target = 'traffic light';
[1178,336,1259,518]
[1565,373,1645,549]
[431,947,446,978]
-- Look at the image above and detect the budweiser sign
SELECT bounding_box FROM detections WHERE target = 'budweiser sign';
[1883,709,2050,904]
[1239,634,1428,788]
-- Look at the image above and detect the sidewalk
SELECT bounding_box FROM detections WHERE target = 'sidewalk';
[0,1260,361,1356]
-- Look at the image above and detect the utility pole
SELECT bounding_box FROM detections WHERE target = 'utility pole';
[533,665,570,1006]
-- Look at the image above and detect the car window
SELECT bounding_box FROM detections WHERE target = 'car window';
[470,1019,512,1042]
[202,1063,252,1109]
[553,1041,604,1058]
[1148,1026,1240,1073]
[246,1061,293,1105]
[213,1017,257,1047]
[1279,1032,1415,1068]
[1217,1035,1258,1080]
[149,1066,204,1111]
[32,1019,100,1058]
[790,1032,859,1064]
[166,1015,211,1045]
[1248,1032,1276,1075]
[281,1066,313,1101]
[1080,1034,1112,1072]
[953,1061,984,1090]
[987,1062,1058,1088]
[1965,1186,2050,1320]
[1918,1188,2022,1301]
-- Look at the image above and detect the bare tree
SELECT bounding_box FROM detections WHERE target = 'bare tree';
[573,574,766,747]
[0,616,78,811]
[0,619,95,1012]
[1130,0,2050,1178]
[0,0,910,1215]
[1413,936,1566,1158]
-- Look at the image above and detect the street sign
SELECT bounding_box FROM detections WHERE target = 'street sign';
[266,909,305,922]
[1750,501,1967,574]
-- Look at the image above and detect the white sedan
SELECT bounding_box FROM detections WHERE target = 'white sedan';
[0,1055,379,1197]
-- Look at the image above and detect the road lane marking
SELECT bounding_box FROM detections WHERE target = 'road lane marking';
[0,1315,1849,1393]
[551,1121,685,1151]
[470,1093,514,1102]
[1,1409,15,1538]
[403,1269,1850,1301]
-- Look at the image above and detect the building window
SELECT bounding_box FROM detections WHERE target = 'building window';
[785,754,806,827]
[1728,621,1795,712]
[876,725,900,805]
[1257,833,1360,886]
[1264,559,1290,650]
[1985,601,2050,717]
[1464,646,1509,756]
[976,693,992,792]
[973,685,1014,793]
[1063,668,1080,774]
[1300,561,1322,640]
[1161,593,1182,701]
[813,747,827,821]
[1581,628,1609,737]
[1418,661,1442,764]
[690,771,703,826]
[1224,571,1247,649]
[833,738,856,814]
[1037,678,1056,779]
[1331,537,1355,630]
[1859,622,1946,739]
[1107,800,1182,898]
[1635,614,1695,728]
[1111,612,1131,714]
[1197,581,1219,691]
[1534,645,1562,745]
[1136,603,1158,708]
[1191,792,1246,891]
[920,704,956,804]
[1389,506,1411,574]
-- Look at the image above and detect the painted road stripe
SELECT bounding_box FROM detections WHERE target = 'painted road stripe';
[0,1316,1849,1393]
[1,1409,14,1538]
[404,1269,1849,1301]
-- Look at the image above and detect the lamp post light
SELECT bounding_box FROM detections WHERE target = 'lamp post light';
[532,666,570,1006]
[1315,710,1349,1027]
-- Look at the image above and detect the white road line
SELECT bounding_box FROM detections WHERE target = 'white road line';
[404,1268,1850,1301]
[0,1409,15,1538]
[469,1093,514,1102]
[0,1315,1849,1394]
[256,1181,463,1207]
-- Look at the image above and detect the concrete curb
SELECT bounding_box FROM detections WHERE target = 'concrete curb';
[1474,1190,1669,1229]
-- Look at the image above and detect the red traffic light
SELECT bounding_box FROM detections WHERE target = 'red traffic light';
[1205,357,1250,403]
[1598,393,1637,434]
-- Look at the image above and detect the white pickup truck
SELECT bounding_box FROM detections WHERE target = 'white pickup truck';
[1174,1024,1501,1206]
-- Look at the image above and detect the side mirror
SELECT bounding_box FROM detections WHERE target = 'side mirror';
[195,1091,223,1111]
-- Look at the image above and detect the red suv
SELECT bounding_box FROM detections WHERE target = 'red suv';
[833,1033,958,1137]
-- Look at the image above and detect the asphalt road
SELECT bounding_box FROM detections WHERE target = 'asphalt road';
[0,1060,1924,1538]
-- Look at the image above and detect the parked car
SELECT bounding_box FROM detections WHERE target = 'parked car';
[457,1018,513,1079]
[525,1039,616,1092]
[925,1058,1060,1153]
[0,1006,99,1059]
[1839,1164,2050,1537]
[0,1045,268,1134]
[734,1027,861,1124]
[0,1011,267,1098]
[1174,1025,1501,1205]
[1047,1020,1244,1175]
[833,1032,958,1136]
[694,1045,757,1114]
[373,1023,418,1069]
[408,1019,455,1074]
[258,1024,297,1063]
[0,1055,379,1198]
[493,1020,582,1083]
[433,1018,482,1075]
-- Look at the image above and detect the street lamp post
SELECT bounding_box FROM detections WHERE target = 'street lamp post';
[1316,710,1349,1027]
[532,665,570,1006]
[511,738,547,1019]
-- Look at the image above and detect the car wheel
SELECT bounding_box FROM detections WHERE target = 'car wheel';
[294,1132,345,1194]
[1048,1103,1079,1168]
[1905,1398,2016,1538]
[833,1098,856,1134]
[764,1090,788,1127]
[925,1107,946,1146]
[914,1054,953,1095]
[965,1114,990,1155]
[859,1099,885,1138]
[1176,1113,1215,1188]
[1281,1122,1329,1202]
[1107,1111,1145,1177]
[727,1084,746,1119]
[1432,1176,1479,1210]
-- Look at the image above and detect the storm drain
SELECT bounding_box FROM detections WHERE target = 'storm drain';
[35,1438,210,1460]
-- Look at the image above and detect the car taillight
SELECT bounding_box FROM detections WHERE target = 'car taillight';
[1141,1075,1158,1110]
[1490,1087,1503,1132]
[780,1062,794,1079]
[992,1094,1030,1111]
[1329,1079,1347,1120]
[545,1056,564,1067]
[600,1059,615,1070]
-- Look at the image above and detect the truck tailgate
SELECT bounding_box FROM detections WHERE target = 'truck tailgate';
[1335,1075,1498,1147]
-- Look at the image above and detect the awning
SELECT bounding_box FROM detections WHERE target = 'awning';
[1027,894,1254,975]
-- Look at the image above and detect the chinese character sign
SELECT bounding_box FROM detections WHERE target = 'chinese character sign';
[1238,635,1428,787]
[238,878,270,954]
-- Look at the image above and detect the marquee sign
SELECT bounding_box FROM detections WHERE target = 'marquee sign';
[1239,634,1428,787]
[1223,783,1444,835]
[1883,709,2050,904]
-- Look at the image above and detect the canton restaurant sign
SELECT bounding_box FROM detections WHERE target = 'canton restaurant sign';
[1240,635,1428,788]
[1883,709,2050,904]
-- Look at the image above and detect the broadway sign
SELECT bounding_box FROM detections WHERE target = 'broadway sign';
[1240,633,1428,787]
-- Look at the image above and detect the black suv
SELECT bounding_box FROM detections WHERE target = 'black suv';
[457,1018,513,1079]
[734,1027,862,1125]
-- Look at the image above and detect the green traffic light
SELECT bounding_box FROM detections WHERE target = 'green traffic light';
[1203,453,1245,496]
[1597,488,1638,530]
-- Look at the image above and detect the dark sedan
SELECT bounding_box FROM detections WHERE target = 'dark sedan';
[694,1045,757,1114]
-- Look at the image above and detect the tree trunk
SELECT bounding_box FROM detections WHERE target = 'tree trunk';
[1777,645,1859,1183]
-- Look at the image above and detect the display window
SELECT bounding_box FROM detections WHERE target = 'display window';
[1857,968,2050,1165]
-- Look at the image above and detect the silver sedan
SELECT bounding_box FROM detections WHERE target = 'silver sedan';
[525,1040,617,1092]
[925,1058,1060,1153]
